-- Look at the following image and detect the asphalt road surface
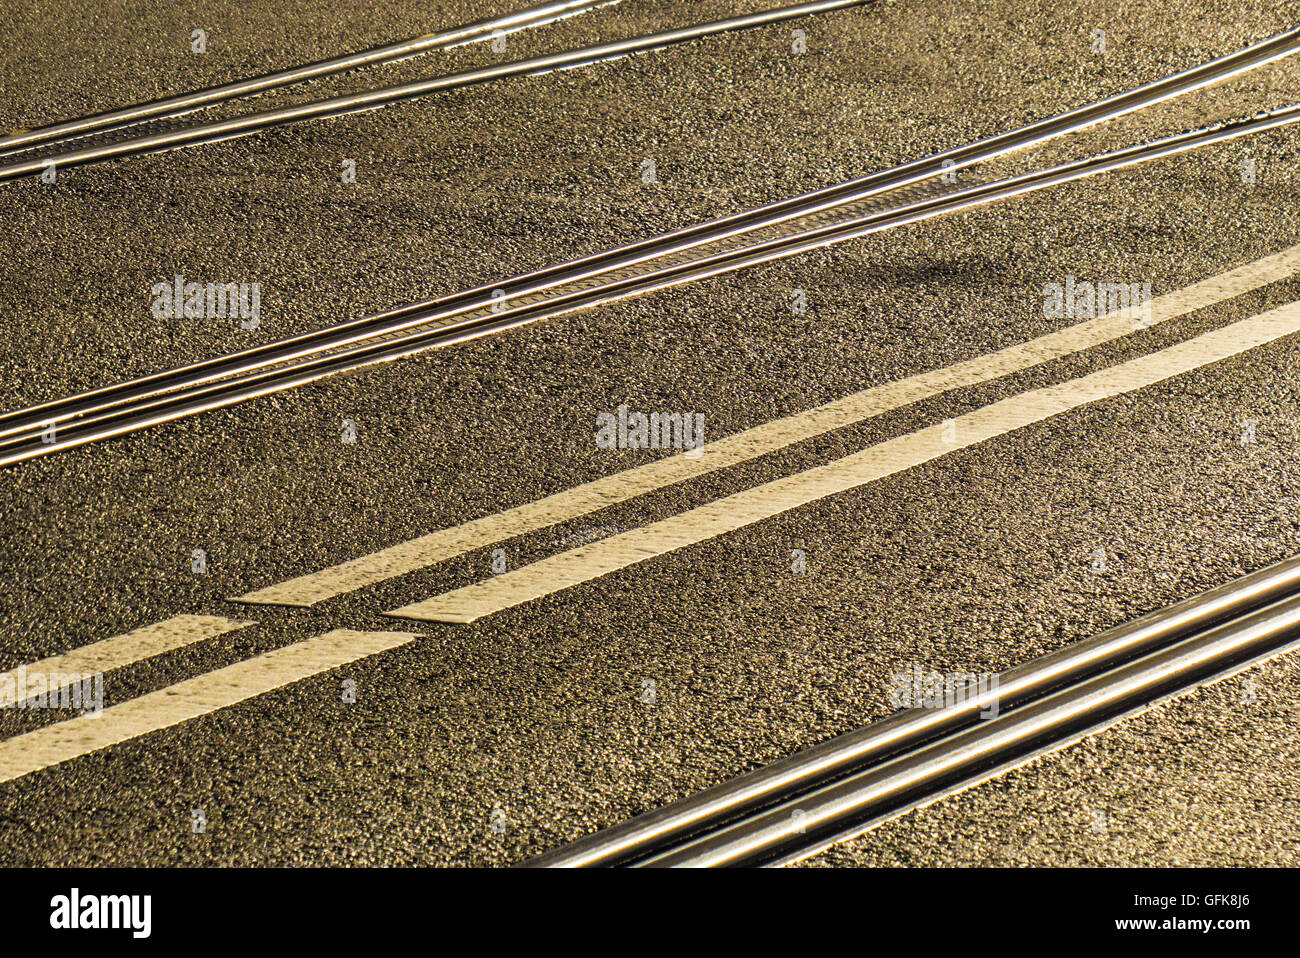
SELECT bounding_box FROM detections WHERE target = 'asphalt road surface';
[0,0,1298,866]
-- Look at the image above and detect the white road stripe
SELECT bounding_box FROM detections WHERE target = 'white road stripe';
[0,615,255,708]
[387,299,1300,623]
[0,630,417,784]
[234,244,1300,608]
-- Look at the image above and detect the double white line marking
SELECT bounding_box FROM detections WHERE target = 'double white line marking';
[227,244,1300,617]
[5,244,1300,784]
[0,614,254,709]
[389,297,1300,622]
[0,627,417,784]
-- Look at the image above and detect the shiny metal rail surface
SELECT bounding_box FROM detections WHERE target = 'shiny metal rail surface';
[0,0,611,160]
[3,101,1298,466]
[654,593,1300,867]
[3,25,1297,451]
[527,555,1300,866]
[0,0,872,182]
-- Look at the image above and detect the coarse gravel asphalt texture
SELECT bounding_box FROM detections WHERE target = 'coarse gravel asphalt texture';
[0,0,1298,866]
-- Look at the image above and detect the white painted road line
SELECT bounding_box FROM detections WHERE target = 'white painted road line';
[386,299,1300,624]
[0,630,418,784]
[234,244,1300,609]
[0,615,255,709]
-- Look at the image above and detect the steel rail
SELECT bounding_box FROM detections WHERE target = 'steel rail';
[644,589,1300,867]
[4,25,1299,443]
[0,0,612,160]
[4,102,1298,466]
[527,554,1300,866]
[0,0,873,182]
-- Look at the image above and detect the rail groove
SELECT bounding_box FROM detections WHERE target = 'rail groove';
[526,556,1300,867]
[5,26,1300,465]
